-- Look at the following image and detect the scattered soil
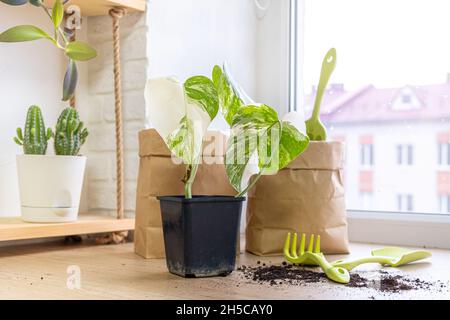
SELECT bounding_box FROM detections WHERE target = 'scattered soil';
[237,263,447,295]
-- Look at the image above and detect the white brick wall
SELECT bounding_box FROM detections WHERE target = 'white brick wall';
[84,12,148,217]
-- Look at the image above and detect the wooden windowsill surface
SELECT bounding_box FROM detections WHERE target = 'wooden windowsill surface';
[0,240,449,299]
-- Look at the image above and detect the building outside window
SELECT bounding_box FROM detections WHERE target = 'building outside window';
[397,144,414,165]
[439,195,450,214]
[302,0,450,215]
[397,194,414,212]
[438,141,450,166]
[360,142,373,167]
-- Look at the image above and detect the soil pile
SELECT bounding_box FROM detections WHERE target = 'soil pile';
[237,262,446,294]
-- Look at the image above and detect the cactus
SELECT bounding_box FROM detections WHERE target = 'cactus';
[13,105,52,155]
[54,107,88,156]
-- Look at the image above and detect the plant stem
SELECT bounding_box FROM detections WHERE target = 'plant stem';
[236,169,263,198]
[184,161,199,199]
[40,3,68,45]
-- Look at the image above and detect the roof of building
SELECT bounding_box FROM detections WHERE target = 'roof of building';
[304,79,450,124]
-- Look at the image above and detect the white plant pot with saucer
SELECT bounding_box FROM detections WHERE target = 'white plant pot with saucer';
[16,154,86,223]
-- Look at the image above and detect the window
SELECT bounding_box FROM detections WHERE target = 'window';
[360,192,373,209]
[360,144,373,166]
[402,94,411,104]
[300,0,450,216]
[438,142,450,166]
[397,194,414,212]
[439,196,450,214]
[397,145,413,165]
[290,0,450,249]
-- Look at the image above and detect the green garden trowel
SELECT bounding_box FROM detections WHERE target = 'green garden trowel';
[305,48,336,141]
[331,247,432,271]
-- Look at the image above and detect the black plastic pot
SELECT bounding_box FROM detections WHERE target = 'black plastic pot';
[157,195,245,278]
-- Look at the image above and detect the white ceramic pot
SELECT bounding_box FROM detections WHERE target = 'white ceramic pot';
[16,155,86,223]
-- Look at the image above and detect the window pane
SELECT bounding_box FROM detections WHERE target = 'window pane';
[408,145,413,165]
[447,143,450,165]
[303,0,450,214]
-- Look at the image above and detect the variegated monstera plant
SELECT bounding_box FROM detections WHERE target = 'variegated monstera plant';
[145,65,309,199]
[0,0,97,101]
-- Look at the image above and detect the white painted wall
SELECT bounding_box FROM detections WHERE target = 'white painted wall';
[0,4,66,216]
[147,0,291,128]
[147,0,257,129]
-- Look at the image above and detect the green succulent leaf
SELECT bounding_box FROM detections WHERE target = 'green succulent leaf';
[225,105,309,194]
[16,127,23,141]
[0,0,28,5]
[65,41,97,61]
[62,59,78,101]
[184,76,219,120]
[13,137,23,145]
[0,25,54,43]
[52,0,64,29]
[46,128,53,141]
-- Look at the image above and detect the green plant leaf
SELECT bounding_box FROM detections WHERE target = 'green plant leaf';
[166,116,195,162]
[62,59,78,101]
[184,75,219,120]
[278,121,309,169]
[0,25,53,43]
[65,41,97,61]
[52,0,64,29]
[225,105,309,194]
[145,76,217,165]
[225,104,279,192]
[29,0,43,7]
[0,0,28,5]
[213,63,254,125]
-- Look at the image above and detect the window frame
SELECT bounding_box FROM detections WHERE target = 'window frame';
[291,0,450,249]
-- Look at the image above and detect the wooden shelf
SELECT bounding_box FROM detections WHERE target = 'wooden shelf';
[0,213,134,242]
[44,0,146,16]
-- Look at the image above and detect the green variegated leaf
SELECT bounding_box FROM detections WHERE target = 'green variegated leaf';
[146,75,219,198]
[225,126,258,192]
[184,76,219,120]
[225,104,280,192]
[278,122,309,169]
[213,63,254,125]
[225,105,309,194]
[0,25,54,43]
[166,116,194,164]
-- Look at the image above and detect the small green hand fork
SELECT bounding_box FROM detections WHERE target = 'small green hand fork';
[284,232,350,284]
[305,48,337,141]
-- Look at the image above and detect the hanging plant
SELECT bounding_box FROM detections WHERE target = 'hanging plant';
[0,0,97,101]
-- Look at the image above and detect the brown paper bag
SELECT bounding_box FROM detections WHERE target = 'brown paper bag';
[134,129,236,258]
[246,141,349,255]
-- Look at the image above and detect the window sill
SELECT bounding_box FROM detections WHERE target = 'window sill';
[347,210,450,249]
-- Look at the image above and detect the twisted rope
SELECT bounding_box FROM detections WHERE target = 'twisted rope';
[95,7,128,245]
[110,7,126,220]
